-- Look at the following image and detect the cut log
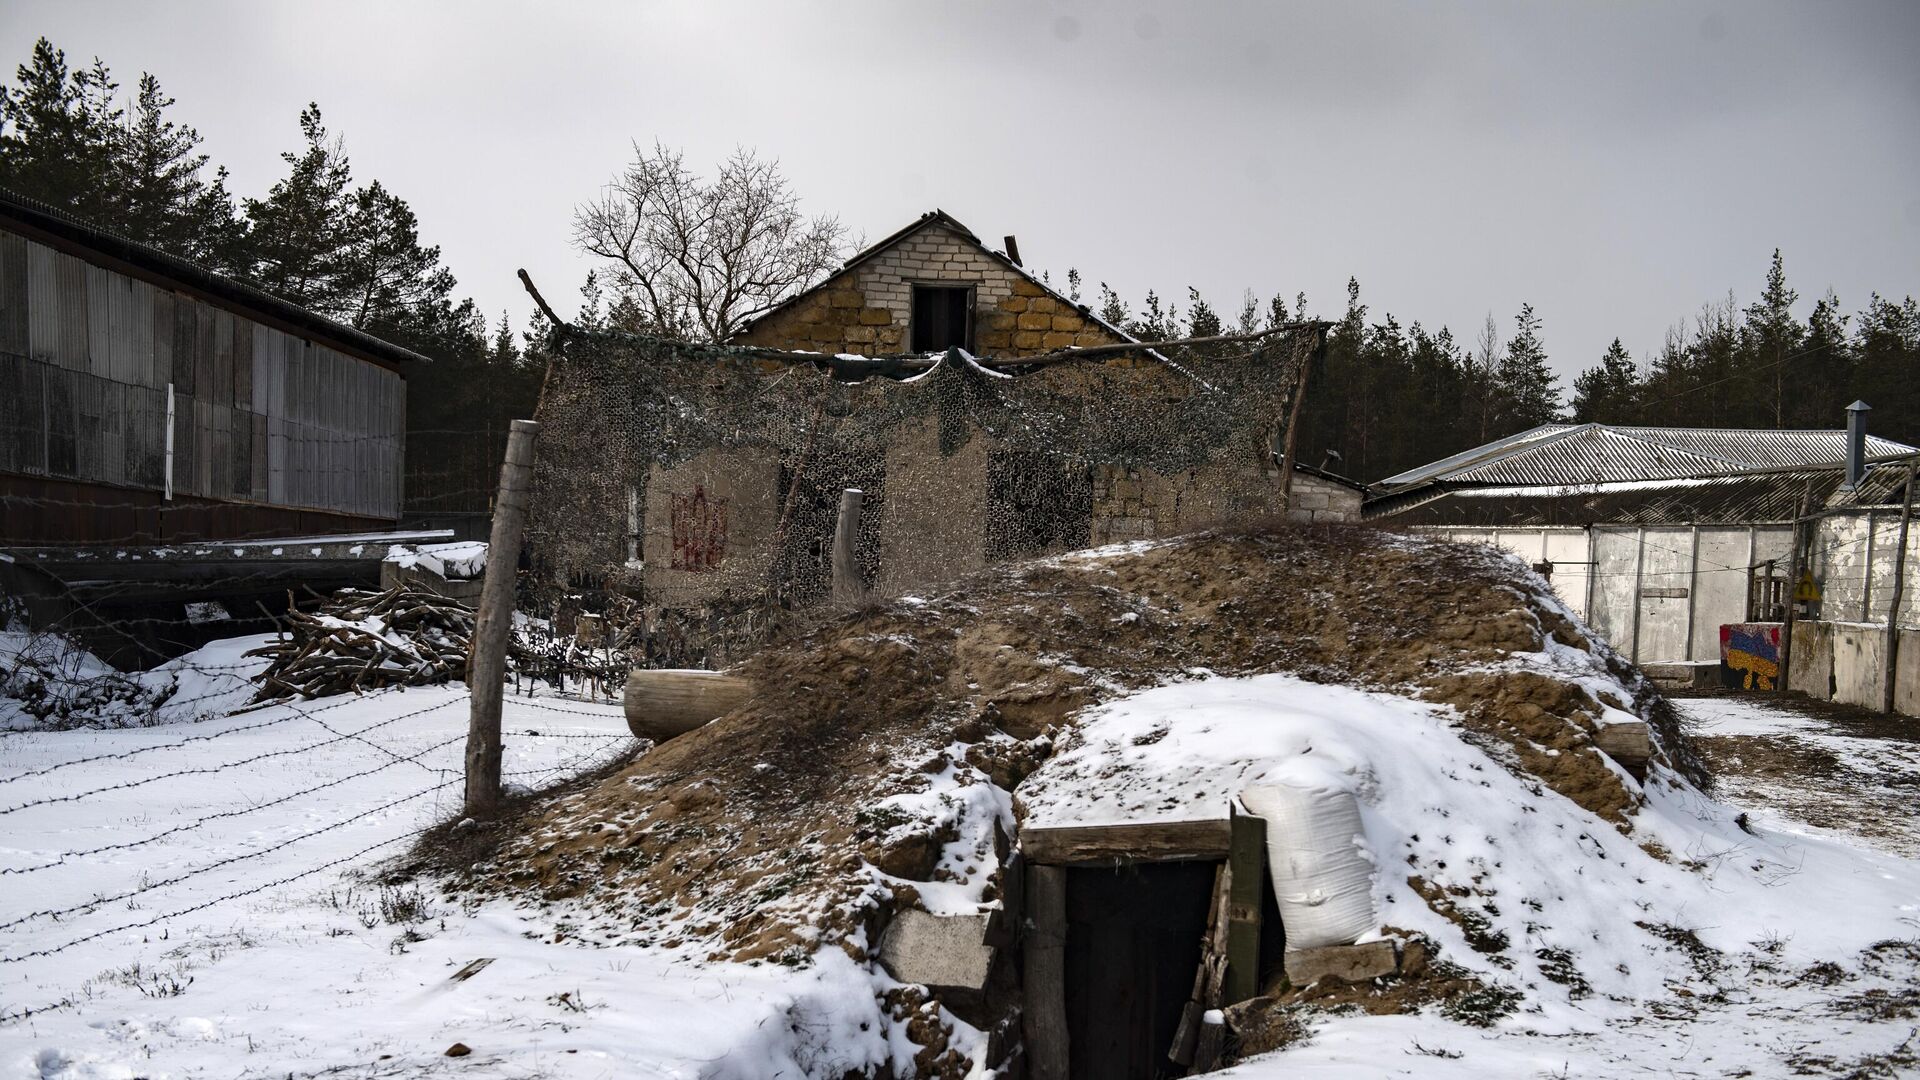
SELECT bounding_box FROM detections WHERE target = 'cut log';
[623,668,754,743]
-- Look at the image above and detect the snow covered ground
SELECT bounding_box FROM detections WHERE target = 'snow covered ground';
[1685,692,1920,857]
[2,642,1917,1078]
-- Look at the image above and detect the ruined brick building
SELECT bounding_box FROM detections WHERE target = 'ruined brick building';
[532,210,1361,659]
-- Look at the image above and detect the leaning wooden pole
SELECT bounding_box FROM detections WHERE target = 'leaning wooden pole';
[465,418,540,817]
[1276,329,1323,512]
[1881,457,1917,714]
[1778,480,1814,695]
[832,488,867,605]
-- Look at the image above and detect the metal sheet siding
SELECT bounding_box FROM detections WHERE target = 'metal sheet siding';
[85,263,113,378]
[25,241,58,364]
[0,232,27,355]
[54,250,89,371]
[2,223,406,524]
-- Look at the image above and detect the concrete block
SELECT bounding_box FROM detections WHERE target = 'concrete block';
[1282,940,1397,986]
[381,561,483,606]
[1641,660,1720,690]
[877,909,994,993]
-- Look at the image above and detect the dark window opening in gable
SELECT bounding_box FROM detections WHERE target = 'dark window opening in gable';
[911,285,974,353]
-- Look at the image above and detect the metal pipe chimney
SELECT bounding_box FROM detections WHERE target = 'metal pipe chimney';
[1845,400,1871,489]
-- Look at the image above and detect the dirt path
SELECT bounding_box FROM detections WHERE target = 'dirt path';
[1674,689,1920,856]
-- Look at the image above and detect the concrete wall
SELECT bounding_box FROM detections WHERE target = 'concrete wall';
[875,418,992,595]
[645,430,1359,607]
[1812,509,1920,626]
[1784,618,1920,713]
[1417,524,1792,665]
[642,447,781,608]
[1418,527,1593,620]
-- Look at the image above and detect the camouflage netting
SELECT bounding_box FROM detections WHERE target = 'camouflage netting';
[527,330,1323,662]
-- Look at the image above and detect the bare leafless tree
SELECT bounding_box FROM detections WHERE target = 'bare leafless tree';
[572,142,846,341]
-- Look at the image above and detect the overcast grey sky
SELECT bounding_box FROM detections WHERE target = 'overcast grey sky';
[7,1,1918,382]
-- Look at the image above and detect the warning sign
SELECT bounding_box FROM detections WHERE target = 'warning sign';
[1794,569,1822,603]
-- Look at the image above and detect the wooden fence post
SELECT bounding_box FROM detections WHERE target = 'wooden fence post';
[832,487,866,605]
[1778,481,1814,694]
[1023,863,1069,1080]
[1881,458,1917,714]
[1276,336,1318,514]
[465,418,539,818]
[1225,805,1266,1005]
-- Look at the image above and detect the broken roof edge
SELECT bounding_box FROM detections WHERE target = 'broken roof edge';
[0,186,434,369]
[553,318,1329,376]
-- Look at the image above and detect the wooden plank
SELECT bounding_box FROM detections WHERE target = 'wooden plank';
[1019,818,1232,865]
[1022,862,1069,1080]
[1225,807,1266,1005]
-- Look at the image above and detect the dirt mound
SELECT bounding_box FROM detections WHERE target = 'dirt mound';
[432,524,1701,971]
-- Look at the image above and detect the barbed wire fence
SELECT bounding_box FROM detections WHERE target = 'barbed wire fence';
[2,309,1329,1021]
[0,532,638,1025]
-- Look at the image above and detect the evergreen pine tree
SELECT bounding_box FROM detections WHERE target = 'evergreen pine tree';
[1096,282,1128,329]
[1496,302,1561,429]
[337,180,457,334]
[241,103,353,313]
[112,72,243,267]
[1740,249,1803,427]
[0,39,122,221]
[1570,338,1640,422]
[1184,286,1221,338]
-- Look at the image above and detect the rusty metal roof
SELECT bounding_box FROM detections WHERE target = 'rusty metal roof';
[1376,423,1915,490]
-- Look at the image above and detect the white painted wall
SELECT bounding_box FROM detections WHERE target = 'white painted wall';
[1414,524,1791,664]
[1813,509,1920,626]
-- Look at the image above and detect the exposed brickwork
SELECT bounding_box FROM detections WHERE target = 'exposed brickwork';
[735,221,1122,359]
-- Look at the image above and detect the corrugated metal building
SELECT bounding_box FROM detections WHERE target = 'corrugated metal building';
[1367,423,1919,665]
[0,188,425,544]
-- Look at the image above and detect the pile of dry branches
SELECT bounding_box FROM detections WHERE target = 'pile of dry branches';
[247,587,475,703]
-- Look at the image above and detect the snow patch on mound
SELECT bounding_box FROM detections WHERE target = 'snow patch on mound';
[1023,672,1920,1008]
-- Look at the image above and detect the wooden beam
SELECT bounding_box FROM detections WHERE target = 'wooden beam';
[1224,806,1266,1005]
[464,418,538,817]
[832,487,866,605]
[1883,457,1917,713]
[1019,818,1232,865]
[1022,863,1069,1080]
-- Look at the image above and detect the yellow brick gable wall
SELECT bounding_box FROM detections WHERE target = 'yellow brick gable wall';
[733,222,1125,359]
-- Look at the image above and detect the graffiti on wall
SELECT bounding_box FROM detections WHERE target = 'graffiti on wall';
[670,485,728,572]
[1720,622,1782,691]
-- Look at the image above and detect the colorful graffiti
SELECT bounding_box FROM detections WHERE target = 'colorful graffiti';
[670,485,728,572]
[1720,622,1781,691]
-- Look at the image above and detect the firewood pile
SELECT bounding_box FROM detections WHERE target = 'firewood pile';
[246,587,477,703]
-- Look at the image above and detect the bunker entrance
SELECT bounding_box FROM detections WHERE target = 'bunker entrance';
[1062,861,1217,1080]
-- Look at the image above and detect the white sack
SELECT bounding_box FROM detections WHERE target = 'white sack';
[1241,782,1375,951]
